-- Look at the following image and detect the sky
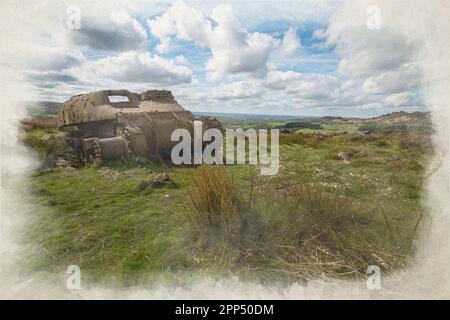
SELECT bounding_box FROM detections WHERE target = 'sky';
[1,0,427,117]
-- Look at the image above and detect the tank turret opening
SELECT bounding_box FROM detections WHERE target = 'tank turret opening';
[108,95,130,103]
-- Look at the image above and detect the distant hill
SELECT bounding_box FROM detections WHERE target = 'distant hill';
[313,111,430,127]
[194,112,313,121]
[311,116,362,124]
[22,101,432,130]
[23,102,310,121]
[368,111,431,126]
[22,101,61,115]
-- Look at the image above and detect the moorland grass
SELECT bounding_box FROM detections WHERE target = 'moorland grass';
[19,126,432,286]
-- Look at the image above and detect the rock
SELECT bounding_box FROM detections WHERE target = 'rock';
[201,116,223,131]
[137,173,172,191]
[150,180,166,188]
[337,150,360,162]
[151,173,171,188]
[156,172,171,182]
[337,152,350,161]
[42,134,55,142]
[54,158,72,168]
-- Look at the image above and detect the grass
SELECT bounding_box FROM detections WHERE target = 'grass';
[23,164,193,285]
[20,128,63,155]
[264,182,404,280]
[186,165,251,243]
[358,122,408,133]
[18,121,433,287]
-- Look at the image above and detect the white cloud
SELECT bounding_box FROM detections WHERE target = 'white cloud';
[147,0,299,81]
[68,11,148,52]
[26,46,86,71]
[199,64,421,115]
[1,42,87,74]
[323,1,417,79]
[3,45,86,90]
[175,55,189,65]
[362,65,421,94]
[313,28,327,39]
[77,51,192,86]
[280,28,301,56]
[192,71,343,111]
[264,71,340,101]
[205,4,275,80]
[318,0,425,114]
[210,81,265,100]
[334,30,415,77]
[382,92,420,107]
[147,0,212,53]
[2,0,429,117]
[25,70,79,85]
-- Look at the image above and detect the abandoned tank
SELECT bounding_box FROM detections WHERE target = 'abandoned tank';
[57,89,221,164]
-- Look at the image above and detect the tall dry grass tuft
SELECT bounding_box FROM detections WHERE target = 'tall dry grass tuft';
[183,165,262,267]
[182,167,409,282]
[268,182,405,281]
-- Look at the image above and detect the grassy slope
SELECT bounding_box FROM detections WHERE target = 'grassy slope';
[20,122,432,286]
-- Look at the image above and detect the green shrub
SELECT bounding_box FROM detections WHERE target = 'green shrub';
[358,123,408,133]
[279,122,323,130]
[279,132,322,147]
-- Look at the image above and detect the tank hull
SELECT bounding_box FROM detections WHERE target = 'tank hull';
[58,90,220,163]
